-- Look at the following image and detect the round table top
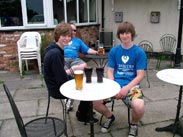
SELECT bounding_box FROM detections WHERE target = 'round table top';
[156,69,183,86]
[85,52,108,59]
[60,77,121,101]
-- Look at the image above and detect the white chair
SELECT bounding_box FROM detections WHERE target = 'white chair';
[17,32,42,77]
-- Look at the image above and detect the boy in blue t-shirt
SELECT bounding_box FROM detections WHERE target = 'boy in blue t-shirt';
[94,21,146,137]
[64,23,97,75]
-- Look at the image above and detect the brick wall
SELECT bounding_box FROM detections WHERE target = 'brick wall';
[0,25,99,72]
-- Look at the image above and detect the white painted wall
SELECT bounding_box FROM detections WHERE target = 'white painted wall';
[99,0,180,53]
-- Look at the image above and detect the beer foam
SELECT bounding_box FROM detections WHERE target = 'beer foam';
[74,70,83,74]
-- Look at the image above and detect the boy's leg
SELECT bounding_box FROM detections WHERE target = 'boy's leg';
[122,86,144,137]
[70,58,87,70]
[93,100,115,133]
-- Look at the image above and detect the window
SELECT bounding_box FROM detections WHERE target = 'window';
[0,0,97,29]
[53,0,97,24]
[0,0,23,27]
[26,0,44,24]
[66,0,77,23]
[89,0,96,22]
[53,0,65,24]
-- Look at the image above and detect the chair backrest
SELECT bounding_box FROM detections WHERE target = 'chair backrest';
[99,31,114,50]
[17,31,41,50]
[138,40,153,64]
[3,84,27,137]
[159,34,176,53]
[138,40,153,52]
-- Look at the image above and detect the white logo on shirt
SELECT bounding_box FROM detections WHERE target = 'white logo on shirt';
[121,56,129,64]
[68,41,72,45]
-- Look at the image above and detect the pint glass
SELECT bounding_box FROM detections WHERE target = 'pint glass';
[84,67,93,83]
[96,67,104,83]
[74,70,84,90]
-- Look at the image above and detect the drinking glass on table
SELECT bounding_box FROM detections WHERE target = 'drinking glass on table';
[97,43,105,55]
[84,67,93,83]
[96,67,104,83]
[74,70,84,90]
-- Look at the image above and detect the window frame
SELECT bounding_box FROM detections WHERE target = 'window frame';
[0,0,98,30]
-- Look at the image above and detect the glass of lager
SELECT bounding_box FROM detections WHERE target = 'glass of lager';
[74,70,84,90]
[97,43,105,56]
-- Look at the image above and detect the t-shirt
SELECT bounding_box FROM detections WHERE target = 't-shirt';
[64,37,89,58]
[108,44,147,87]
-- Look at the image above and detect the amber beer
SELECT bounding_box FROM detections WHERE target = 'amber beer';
[98,47,105,55]
[74,70,84,90]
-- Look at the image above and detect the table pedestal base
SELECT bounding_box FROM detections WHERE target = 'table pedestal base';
[155,122,183,136]
[155,86,183,137]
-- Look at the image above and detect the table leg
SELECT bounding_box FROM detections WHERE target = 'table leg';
[155,86,183,136]
[100,59,108,67]
[91,59,99,66]
[89,101,94,137]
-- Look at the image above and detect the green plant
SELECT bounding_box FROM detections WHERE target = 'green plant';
[41,33,53,62]
[10,62,19,67]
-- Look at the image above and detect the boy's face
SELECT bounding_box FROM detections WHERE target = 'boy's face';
[71,24,77,37]
[58,35,72,47]
[119,32,132,44]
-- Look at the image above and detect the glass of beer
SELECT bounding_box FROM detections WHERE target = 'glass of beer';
[98,43,105,56]
[84,66,93,83]
[96,67,104,83]
[74,70,84,90]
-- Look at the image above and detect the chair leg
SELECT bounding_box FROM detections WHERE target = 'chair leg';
[128,107,130,129]
[99,115,104,125]
[156,55,162,69]
[60,99,68,137]
[111,99,115,111]
[45,95,50,123]
[37,54,42,75]
[19,58,23,77]
[25,60,29,71]
[146,70,150,88]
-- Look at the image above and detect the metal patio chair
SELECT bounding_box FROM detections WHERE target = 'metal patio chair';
[156,34,176,69]
[139,40,154,88]
[3,83,67,137]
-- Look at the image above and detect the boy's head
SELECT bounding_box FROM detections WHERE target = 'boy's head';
[54,22,72,42]
[116,21,136,41]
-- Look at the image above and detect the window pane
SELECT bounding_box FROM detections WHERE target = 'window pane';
[89,0,96,22]
[67,0,76,23]
[53,0,65,25]
[27,0,44,24]
[79,0,88,23]
[0,0,23,27]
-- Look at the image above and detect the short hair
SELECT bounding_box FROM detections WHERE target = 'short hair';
[54,22,72,42]
[116,21,136,41]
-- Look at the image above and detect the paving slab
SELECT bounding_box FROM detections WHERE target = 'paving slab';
[0,59,183,137]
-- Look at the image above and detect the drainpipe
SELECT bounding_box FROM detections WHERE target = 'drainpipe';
[174,0,183,68]
[101,0,104,30]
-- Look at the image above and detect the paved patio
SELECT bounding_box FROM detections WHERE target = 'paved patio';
[0,59,183,137]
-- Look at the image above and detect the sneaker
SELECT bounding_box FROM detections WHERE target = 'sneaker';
[101,115,115,133]
[65,99,74,111]
[128,124,138,137]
